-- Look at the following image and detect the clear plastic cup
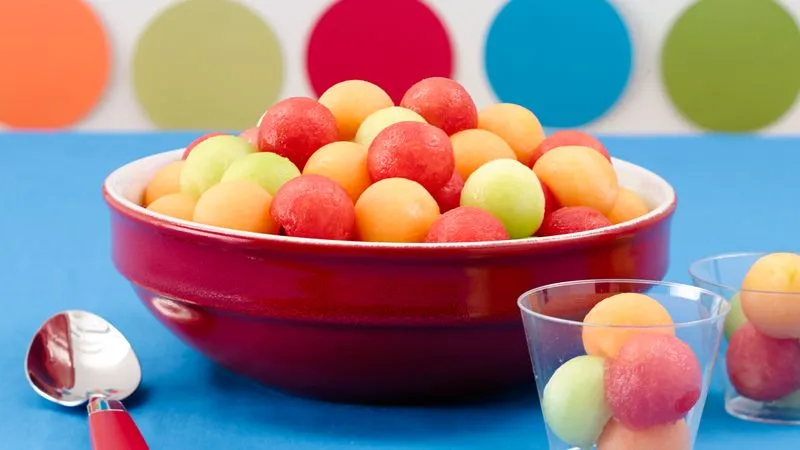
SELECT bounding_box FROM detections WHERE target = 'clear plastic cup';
[518,279,728,450]
[690,252,800,425]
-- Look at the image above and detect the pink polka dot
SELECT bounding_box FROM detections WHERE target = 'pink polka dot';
[305,0,453,104]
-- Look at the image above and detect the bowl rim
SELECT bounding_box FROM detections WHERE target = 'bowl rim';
[103,149,677,254]
[689,251,800,296]
[517,278,731,329]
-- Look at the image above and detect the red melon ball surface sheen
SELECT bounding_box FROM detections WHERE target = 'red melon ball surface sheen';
[270,174,355,240]
[425,207,509,243]
[540,182,561,219]
[536,206,611,237]
[182,132,228,159]
[432,171,464,213]
[605,333,702,430]
[529,130,611,167]
[368,121,455,192]
[258,97,339,170]
[726,323,800,401]
[400,77,478,135]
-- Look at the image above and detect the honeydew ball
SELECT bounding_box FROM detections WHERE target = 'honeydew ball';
[180,135,256,198]
[354,106,426,147]
[221,152,301,196]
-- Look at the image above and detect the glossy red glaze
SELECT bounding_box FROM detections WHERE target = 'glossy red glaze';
[89,400,149,450]
[104,150,676,404]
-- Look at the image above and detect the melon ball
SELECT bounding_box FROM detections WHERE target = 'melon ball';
[533,145,620,215]
[238,127,259,146]
[537,206,612,237]
[597,420,691,450]
[355,178,440,243]
[303,141,370,202]
[540,181,561,220]
[740,252,800,339]
[368,121,455,192]
[270,174,355,240]
[180,135,256,198]
[399,77,478,135]
[193,180,278,234]
[354,106,427,147]
[257,97,339,170]
[319,80,394,141]
[541,355,612,448]
[605,333,702,430]
[726,322,800,401]
[221,152,301,196]
[530,129,611,167]
[774,389,800,408]
[450,128,517,180]
[460,159,545,239]
[144,160,185,206]
[431,171,464,213]
[582,293,675,359]
[724,293,748,340]
[425,207,509,243]
[182,132,228,160]
[607,187,649,225]
[477,103,545,166]
[146,192,197,221]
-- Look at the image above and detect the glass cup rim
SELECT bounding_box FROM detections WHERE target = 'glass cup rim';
[689,251,800,297]
[517,278,731,330]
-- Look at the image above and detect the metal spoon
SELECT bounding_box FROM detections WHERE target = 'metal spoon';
[25,310,149,450]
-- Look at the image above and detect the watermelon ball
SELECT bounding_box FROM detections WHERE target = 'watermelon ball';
[400,77,478,135]
[530,129,611,167]
[182,132,228,160]
[354,106,426,147]
[726,322,800,401]
[605,333,702,430]
[540,181,560,219]
[724,293,748,340]
[431,171,464,213]
[180,135,256,198]
[270,174,355,240]
[257,97,339,170]
[597,419,691,450]
[460,159,545,239]
[238,127,259,146]
[425,207,509,243]
[355,178,440,243]
[221,152,301,196]
[368,121,455,192]
[541,355,612,448]
[537,206,612,237]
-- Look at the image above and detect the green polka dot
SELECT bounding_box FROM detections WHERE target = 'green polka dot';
[132,0,283,129]
[662,0,800,132]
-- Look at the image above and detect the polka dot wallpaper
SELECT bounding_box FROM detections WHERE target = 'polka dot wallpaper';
[0,0,797,134]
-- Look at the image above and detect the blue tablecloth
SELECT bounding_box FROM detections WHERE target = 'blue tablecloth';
[2,133,798,449]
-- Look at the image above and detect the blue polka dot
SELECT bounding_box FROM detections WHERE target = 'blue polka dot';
[484,0,633,128]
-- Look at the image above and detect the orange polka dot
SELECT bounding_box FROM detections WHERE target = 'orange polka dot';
[0,0,111,128]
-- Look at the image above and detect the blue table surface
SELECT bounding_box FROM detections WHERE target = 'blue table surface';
[2,132,799,449]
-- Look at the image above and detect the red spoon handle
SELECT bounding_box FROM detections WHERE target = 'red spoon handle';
[88,398,149,450]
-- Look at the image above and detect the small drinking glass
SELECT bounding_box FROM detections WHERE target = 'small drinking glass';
[519,279,728,450]
[690,252,800,425]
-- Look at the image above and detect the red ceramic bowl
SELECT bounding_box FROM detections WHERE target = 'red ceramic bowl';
[103,149,676,404]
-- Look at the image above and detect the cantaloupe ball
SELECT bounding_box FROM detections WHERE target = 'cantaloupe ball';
[533,145,620,215]
[597,420,690,450]
[582,293,675,359]
[303,141,370,202]
[193,180,278,234]
[355,178,440,243]
[477,103,545,166]
[450,129,517,180]
[146,192,197,221]
[606,187,649,224]
[144,160,185,206]
[741,252,800,339]
[319,80,394,141]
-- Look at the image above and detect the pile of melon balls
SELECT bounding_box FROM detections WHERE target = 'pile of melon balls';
[724,253,800,407]
[542,292,702,450]
[142,77,651,243]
